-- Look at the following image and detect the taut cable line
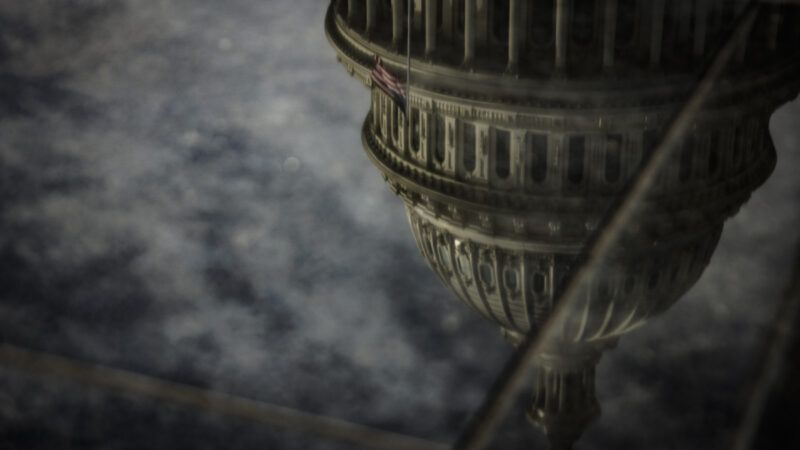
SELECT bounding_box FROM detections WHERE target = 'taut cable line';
[0,343,448,450]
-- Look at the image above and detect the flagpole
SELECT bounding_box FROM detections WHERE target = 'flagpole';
[405,0,412,150]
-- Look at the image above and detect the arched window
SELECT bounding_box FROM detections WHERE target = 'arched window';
[424,234,434,256]
[448,123,454,147]
[530,0,554,45]
[457,252,472,279]
[640,129,658,169]
[434,115,446,163]
[504,267,519,292]
[568,136,586,183]
[479,262,495,288]
[605,134,622,183]
[495,129,511,179]
[438,244,452,271]
[616,0,637,47]
[529,134,548,183]
[571,0,595,46]
[492,0,509,43]
[463,122,476,172]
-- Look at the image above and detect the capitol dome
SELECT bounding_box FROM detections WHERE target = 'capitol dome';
[327,0,798,245]
[326,1,800,448]
[325,0,800,334]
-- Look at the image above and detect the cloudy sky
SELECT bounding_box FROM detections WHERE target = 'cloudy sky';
[0,1,798,449]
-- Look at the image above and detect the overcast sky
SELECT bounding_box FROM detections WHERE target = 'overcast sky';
[0,1,798,449]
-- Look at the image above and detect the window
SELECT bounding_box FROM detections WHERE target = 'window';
[457,253,471,278]
[434,115,446,163]
[616,0,637,46]
[504,268,519,292]
[568,136,586,183]
[411,108,420,152]
[495,129,510,179]
[641,129,658,169]
[572,0,595,46]
[492,0,509,43]
[424,235,434,256]
[438,244,452,271]
[479,263,494,287]
[530,0,554,45]
[448,123,454,147]
[529,134,548,183]
[605,134,622,183]
[463,122,476,172]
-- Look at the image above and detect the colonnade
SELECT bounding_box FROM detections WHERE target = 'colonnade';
[339,0,755,73]
[370,90,767,196]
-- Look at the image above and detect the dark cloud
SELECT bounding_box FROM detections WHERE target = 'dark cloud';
[0,1,798,449]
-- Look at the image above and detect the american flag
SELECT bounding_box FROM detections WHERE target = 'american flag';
[370,56,406,113]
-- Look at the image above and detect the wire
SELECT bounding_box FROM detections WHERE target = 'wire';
[0,343,448,450]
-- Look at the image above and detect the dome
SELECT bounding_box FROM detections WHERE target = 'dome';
[326,2,800,448]
[326,1,800,337]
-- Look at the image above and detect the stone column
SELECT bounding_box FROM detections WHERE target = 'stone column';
[649,0,665,67]
[508,0,521,72]
[555,0,570,71]
[464,0,476,65]
[425,0,437,57]
[366,0,377,35]
[693,0,708,58]
[392,0,403,48]
[603,0,618,70]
